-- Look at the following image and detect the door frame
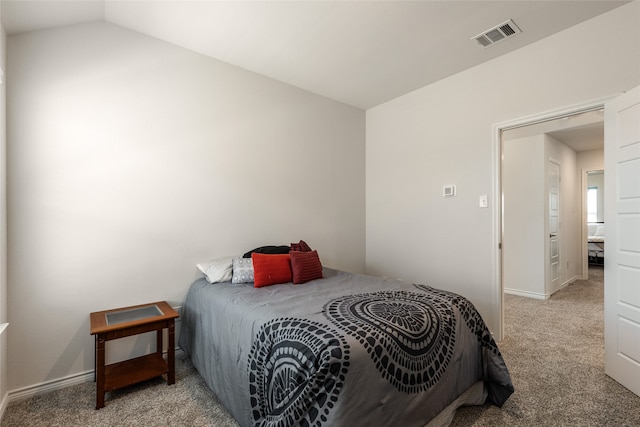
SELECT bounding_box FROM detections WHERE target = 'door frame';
[491,95,613,341]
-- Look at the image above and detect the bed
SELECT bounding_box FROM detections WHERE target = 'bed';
[179,266,514,427]
[587,223,605,265]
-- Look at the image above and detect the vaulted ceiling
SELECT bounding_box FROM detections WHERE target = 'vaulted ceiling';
[2,0,630,109]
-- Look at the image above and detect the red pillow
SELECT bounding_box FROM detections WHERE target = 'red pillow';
[290,250,323,284]
[252,253,292,288]
[290,240,312,252]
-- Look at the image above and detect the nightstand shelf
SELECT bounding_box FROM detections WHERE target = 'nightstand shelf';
[104,352,168,391]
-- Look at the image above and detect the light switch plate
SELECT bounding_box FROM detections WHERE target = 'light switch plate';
[479,194,488,208]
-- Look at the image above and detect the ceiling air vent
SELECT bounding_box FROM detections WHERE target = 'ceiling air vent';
[472,19,521,48]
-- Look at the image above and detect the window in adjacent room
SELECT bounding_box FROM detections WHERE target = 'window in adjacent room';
[587,187,598,223]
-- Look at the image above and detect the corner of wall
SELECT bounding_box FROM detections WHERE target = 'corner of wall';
[0,328,7,421]
[0,0,9,420]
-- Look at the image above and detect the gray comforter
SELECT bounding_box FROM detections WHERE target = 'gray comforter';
[179,268,513,427]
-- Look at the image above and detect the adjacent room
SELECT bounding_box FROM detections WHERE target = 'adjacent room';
[0,1,639,426]
[502,109,605,299]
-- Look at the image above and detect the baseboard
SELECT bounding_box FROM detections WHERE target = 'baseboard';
[551,275,581,295]
[505,275,580,300]
[563,275,580,287]
[504,288,548,299]
[7,348,185,404]
[0,391,8,422]
[1,323,9,419]
[8,370,95,403]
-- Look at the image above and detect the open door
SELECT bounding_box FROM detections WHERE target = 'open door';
[604,86,640,397]
[548,160,561,295]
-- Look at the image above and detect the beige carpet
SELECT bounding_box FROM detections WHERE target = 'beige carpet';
[2,266,639,426]
[451,266,640,426]
[1,354,239,427]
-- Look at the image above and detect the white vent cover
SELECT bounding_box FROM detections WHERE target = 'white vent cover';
[472,19,521,48]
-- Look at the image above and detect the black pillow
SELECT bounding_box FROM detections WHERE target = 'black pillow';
[243,245,291,258]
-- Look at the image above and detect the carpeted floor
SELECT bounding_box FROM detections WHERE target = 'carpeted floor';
[450,266,640,426]
[2,266,639,426]
[1,354,239,427]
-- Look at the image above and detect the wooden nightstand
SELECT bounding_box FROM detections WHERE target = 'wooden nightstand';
[90,301,179,409]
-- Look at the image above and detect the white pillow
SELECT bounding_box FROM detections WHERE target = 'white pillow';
[595,225,605,237]
[197,256,234,283]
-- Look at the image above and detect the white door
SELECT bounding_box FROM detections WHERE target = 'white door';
[548,160,561,295]
[604,86,640,397]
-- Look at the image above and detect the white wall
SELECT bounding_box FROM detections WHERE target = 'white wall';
[0,0,7,417]
[366,2,640,333]
[7,23,365,392]
[502,134,581,299]
[503,135,545,297]
[578,149,604,174]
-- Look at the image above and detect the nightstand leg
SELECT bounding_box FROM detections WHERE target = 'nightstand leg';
[156,329,162,355]
[95,334,105,409]
[167,320,175,385]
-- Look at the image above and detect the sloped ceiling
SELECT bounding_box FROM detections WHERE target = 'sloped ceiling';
[2,1,631,109]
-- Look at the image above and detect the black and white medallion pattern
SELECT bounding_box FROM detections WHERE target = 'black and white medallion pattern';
[324,290,456,393]
[414,284,501,355]
[248,318,350,427]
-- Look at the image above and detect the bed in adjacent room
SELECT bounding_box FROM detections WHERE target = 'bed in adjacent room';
[587,223,605,266]
[179,248,514,427]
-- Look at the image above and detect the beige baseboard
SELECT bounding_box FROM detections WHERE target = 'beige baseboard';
[504,288,548,299]
[7,348,185,404]
[0,391,8,422]
[504,274,581,300]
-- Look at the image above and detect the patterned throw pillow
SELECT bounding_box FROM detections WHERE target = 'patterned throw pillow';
[290,250,323,284]
[232,257,254,284]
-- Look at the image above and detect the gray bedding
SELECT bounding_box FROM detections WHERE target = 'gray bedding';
[179,268,513,427]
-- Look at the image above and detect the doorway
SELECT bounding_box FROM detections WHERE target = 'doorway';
[493,100,607,340]
[494,88,640,397]
[500,108,604,300]
[584,170,605,278]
